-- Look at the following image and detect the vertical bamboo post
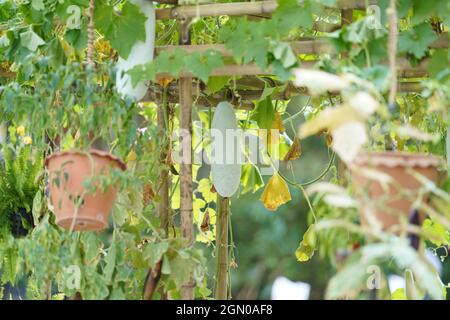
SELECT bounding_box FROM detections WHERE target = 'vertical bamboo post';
[157,102,170,234]
[179,15,195,300]
[86,0,95,68]
[336,8,353,184]
[215,195,230,300]
[385,0,398,151]
[387,0,398,105]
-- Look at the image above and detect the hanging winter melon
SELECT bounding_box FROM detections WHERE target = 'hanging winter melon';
[211,101,242,197]
[116,0,155,101]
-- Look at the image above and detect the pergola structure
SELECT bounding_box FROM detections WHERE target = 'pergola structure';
[145,0,448,110]
[0,0,447,301]
[134,0,449,300]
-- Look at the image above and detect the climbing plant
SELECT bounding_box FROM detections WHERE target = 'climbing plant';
[0,0,449,301]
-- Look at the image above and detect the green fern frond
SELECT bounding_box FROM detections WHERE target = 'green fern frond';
[0,144,43,228]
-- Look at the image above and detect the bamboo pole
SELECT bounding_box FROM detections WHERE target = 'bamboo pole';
[335,8,352,188]
[144,85,425,110]
[179,16,195,300]
[215,195,230,300]
[154,0,377,8]
[156,61,314,80]
[156,1,278,20]
[387,0,398,105]
[154,0,177,4]
[0,71,15,78]
[86,0,95,68]
[155,34,448,57]
[143,80,425,110]
[384,0,398,151]
[155,39,334,56]
[155,0,377,20]
[157,101,170,234]
[155,58,429,80]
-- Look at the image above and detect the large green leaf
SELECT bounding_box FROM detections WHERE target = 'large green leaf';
[95,2,146,59]
[154,49,186,77]
[19,28,45,51]
[185,50,224,83]
[103,241,117,282]
[398,23,437,59]
[251,96,275,130]
[144,242,169,268]
[206,76,230,94]
[411,0,449,26]
[272,0,318,33]
[240,164,264,194]
[169,254,194,289]
[427,49,449,78]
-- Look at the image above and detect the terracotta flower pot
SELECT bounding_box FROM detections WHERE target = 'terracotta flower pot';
[45,150,126,231]
[350,151,441,229]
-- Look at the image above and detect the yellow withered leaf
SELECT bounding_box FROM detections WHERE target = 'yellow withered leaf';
[283,137,302,161]
[272,112,285,132]
[157,77,173,88]
[260,173,292,211]
[126,149,137,162]
[295,224,317,262]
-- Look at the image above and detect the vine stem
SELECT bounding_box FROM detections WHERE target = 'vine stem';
[279,152,336,188]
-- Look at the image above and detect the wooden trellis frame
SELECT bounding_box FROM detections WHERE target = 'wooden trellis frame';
[0,0,447,301]
[146,1,449,108]
[147,0,449,301]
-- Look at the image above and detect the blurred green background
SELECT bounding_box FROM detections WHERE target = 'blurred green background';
[229,124,334,299]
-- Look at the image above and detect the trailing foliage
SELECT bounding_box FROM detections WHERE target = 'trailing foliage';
[0,0,449,300]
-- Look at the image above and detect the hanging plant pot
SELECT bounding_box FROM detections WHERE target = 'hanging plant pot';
[45,150,126,232]
[350,151,441,229]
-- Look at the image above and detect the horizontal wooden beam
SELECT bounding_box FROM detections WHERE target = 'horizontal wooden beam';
[0,71,15,78]
[143,80,423,109]
[156,1,277,20]
[154,0,178,4]
[155,34,448,57]
[155,57,429,80]
[154,0,377,9]
[398,82,423,92]
[155,63,276,79]
[155,39,334,57]
[155,0,377,20]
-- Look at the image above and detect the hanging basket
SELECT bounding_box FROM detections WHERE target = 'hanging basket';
[45,150,126,231]
[350,151,441,229]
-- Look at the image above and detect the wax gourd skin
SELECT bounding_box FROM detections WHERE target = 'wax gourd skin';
[211,101,242,198]
[116,0,155,101]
